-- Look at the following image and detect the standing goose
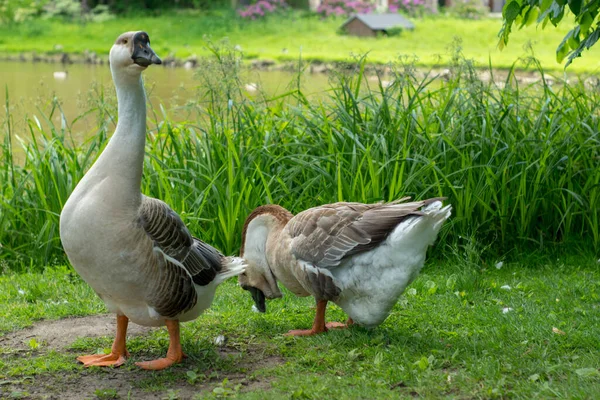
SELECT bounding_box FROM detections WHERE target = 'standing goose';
[59,31,245,370]
[239,198,451,336]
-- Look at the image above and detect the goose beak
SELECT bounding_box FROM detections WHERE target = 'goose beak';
[132,31,162,67]
[244,286,266,313]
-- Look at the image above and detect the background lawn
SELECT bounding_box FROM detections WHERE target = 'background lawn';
[1,255,599,399]
[1,11,599,73]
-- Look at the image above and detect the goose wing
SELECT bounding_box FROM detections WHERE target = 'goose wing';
[287,199,439,269]
[139,196,223,318]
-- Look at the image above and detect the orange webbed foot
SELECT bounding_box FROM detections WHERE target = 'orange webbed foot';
[284,328,326,336]
[325,321,348,330]
[135,354,183,370]
[285,321,349,336]
[77,351,128,368]
[285,300,351,336]
[134,319,184,370]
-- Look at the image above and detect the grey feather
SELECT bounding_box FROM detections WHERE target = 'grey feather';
[138,196,225,317]
[288,199,441,269]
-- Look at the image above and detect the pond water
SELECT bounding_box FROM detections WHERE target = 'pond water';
[0,61,332,144]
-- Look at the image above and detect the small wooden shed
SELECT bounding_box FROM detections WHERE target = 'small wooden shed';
[341,13,415,37]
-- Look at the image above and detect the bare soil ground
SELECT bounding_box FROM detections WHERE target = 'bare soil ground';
[0,314,154,351]
[0,315,283,399]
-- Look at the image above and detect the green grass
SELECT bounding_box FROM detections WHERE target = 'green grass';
[0,266,102,332]
[1,50,599,271]
[1,10,600,73]
[1,255,600,398]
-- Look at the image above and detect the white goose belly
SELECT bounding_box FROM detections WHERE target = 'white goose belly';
[61,200,168,326]
[65,237,160,324]
[63,220,216,326]
[330,215,440,328]
[333,247,426,328]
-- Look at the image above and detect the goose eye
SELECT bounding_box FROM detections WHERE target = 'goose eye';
[123,39,128,44]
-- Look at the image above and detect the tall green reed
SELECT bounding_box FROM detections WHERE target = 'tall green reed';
[1,50,599,271]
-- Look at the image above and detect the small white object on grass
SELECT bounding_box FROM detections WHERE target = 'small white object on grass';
[245,83,258,92]
[502,307,513,314]
[214,335,226,346]
[500,285,511,290]
[18,289,25,295]
[495,261,504,269]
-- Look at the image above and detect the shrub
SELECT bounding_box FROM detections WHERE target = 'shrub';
[238,0,289,19]
[389,0,426,17]
[316,0,374,18]
[41,0,81,21]
[0,0,46,24]
[447,0,488,19]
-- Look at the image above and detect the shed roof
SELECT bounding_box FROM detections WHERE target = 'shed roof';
[341,13,415,31]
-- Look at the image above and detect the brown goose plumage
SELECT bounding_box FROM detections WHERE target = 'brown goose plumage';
[239,198,451,336]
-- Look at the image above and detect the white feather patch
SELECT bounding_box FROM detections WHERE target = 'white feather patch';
[153,245,194,280]
[331,202,452,327]
[299,260,336,281]
[147,306,161,320]
[214,256,246,285]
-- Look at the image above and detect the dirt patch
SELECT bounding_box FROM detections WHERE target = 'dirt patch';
[3,369,277,400]
[2,352,282,400]
[0,315,283,399]
[0,314,155,351]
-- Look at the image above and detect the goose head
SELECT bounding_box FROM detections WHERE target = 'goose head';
[109,31,161,79]
[239,205,292,312]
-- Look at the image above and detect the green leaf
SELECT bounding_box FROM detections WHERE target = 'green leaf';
[579,0,600,15]
[528,373,540,381]
[525,7,540,26]
[498,38,506,50]
[503,1,523,24]
[540,0,554,13]
[575,368,600,378]
[425,280,438,295]
[414,356,430,371]
[556,30,574,62]
[550,2,565,24]
[542,15,551,28]
[568,26,581,47]
[213,387,226,395]
[580,11,594,33]
[566,25,600,66]
[538,0,561,23]
[568,0,582,15]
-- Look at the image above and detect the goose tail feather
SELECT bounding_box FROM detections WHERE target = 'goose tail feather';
[215,257,247,285]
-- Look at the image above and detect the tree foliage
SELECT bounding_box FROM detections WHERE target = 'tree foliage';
[498,0,600,66]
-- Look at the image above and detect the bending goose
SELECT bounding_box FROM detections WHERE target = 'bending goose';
[59,31,245,370]
[239,198,451,336]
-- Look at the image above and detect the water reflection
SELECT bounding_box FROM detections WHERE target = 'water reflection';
[0,61,331,144]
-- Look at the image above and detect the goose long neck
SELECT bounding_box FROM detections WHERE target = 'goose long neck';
[116,74,147,135]
[97,72,147,192]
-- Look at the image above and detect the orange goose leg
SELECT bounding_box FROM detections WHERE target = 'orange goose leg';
[285,300,352,336]
[77,314,130,367]
[135,319,185,370]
